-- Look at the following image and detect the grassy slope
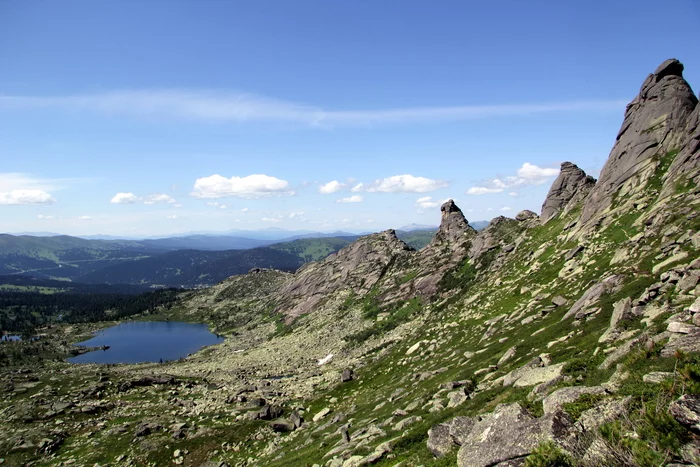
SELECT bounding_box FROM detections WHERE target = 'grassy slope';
[2,153,699,466]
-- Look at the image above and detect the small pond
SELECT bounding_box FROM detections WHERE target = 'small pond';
[67,321,224,364]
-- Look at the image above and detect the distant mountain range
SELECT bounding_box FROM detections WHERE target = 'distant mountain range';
[0,228,443,287]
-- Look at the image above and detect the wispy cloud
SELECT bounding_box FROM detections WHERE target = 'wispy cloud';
[367,174,448,193]
[337,195,363,203]
[0,91,627,127]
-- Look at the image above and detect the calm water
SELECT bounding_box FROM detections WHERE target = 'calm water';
[67,321,224,364]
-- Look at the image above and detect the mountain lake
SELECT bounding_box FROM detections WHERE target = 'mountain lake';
[68,321,224,364]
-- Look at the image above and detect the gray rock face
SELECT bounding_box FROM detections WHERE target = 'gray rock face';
[414,200,477,296]
[427,416,475,457]
[542,386,606,415]
[456,403,572,467]
[428,200,477,247]
[469,216,521,261]
[276,230,414,319]
[540,162,596,224]
[579,59,699,226]
[561,275,623,322]
[670,394,700,434]
[515,210,538,222]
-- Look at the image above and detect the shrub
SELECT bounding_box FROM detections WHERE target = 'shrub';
[524,441,574,467]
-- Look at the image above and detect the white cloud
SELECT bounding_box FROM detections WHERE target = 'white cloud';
[350,182,364,192]
[173,203,183,208]
[261,217,281,223]
[241,207,249,212]
[367,174,448,193]
[337,195,363,203]
[0,173,60,205]
[144,193,176,204]
[467,187,504,195]
[415,196,451,211]
[0,189,56,205]
[191,174,291,198]
[508,192,519,197]
[0,91,627,127]
[110,192,140,204]
[319,180,345,194]
[517,163,560,183]
[167,215,178,219]
[416,196,439,209]
[500,207,512,212]
[78,215,93,220]
[37,214,55,220]
[466,163,559,195]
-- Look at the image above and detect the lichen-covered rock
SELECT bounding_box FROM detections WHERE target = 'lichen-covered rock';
[542,386,606,415]
[276,230,414,319]
[540,162,596,224]
[428,200,476,247]
[579,59,698,228]
[456,404,572,467]
[427,416,476,457]
[669,394,700,434]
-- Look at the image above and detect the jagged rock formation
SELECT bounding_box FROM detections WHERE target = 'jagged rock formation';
[427,200,476,247]
[540,162,596,224]
[579,58,698,227]
[276,229,414,319]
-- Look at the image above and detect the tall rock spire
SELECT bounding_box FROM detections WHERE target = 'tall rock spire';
[428,199,476,247]
[578,58,698,225]
[540,162,596,224]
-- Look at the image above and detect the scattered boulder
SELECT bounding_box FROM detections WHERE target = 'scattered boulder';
[599,298,633,343]
[313,407,331,422]
[503,357,565,388]
[270,420,294,432]
[427,416,475,457]
[497,346,517,366]
[290,410,303,429]
[561,275,623,322]
[670,394,700,434]
[542,386,606,415]
[456,404,572,467]
[258,404,283,421]
[341,369,354,383]
[642,372,675,384]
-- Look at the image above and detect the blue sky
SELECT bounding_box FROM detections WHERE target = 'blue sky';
[1,0,699,237]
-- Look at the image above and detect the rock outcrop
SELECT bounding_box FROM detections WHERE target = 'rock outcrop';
[276,230,414,319]
[579,58,698,226]
[456,404,572,467]
[427,199,476,247]
[412,200,477,296]
[540,162,596,224]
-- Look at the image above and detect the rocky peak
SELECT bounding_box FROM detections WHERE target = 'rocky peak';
[578,58,698,226]
[276,229,414,320]
[428,200,476,247]
[540,162,596,224]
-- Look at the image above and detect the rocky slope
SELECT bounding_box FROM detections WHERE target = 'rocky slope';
[1,58,700,467]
